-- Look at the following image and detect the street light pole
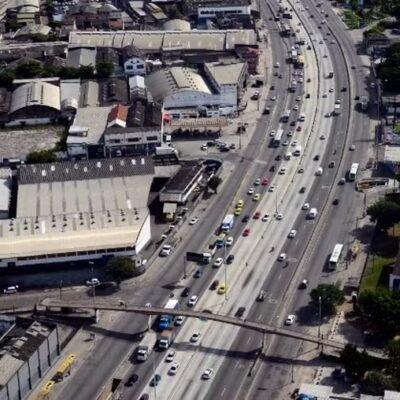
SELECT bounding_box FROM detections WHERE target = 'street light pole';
[183,256,187,279]
[318,296,322,339]
[224,243,228,301]
[89,261,96,307]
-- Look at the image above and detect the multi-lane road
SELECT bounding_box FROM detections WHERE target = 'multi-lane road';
[51,0,373,398]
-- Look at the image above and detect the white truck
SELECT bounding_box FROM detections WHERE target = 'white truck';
[155,146,177,156]
[333,103,341,116]
[136,331,158,362]
[308,208,318,219]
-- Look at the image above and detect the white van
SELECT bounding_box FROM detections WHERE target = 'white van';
[284,152,292,160]
[299,113,306,122]
[316,167,323,176]
[308,208,318,219]
[293,146,302,156]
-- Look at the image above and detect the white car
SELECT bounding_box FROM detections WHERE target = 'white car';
[285,314,296,325]
[325,112,331,118]
[247,187,255,195]
[169,363,180,375]
[86,278,100,287]
[291,140,297,146]
[276,213,283,220]
[329,88,334,93]
[201,144,208,151]
[350,144,355,151]
[279,167,286,175]
[270,130,276,137]
[293,104,299,111]
[160,244,172,257]
[288,230,297,238]
[191,332,201,343]
[298,78,303,83]
[278,253,286,261]
[188,295,198,307]
[213,257,224,268]
[3,285,18,294]
[254,178,261,185]
[189,217,199,225]
[262,213,270,222]
[166,350,175,362]
[275,62,280,68]
[271,95,277,101]
[175,316,184,326]
[226,237,234,247]
[298,167,304,173]
[202,368,214,380]
[282,140,289,146]
[269,185,276,192]
[296,96,301,101]
[287,130,293,137]
[302,203,310,210]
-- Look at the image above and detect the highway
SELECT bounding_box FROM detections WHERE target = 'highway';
[50,0,372,398]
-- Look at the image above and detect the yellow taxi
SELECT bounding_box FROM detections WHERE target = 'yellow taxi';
[252,193,261,201]
[234,207,243,216]
[237,199,244,208]
[218,284,227,295]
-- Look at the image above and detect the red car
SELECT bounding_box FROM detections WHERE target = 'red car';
[210,280,219,290]
[253,211,261,219]
[243,228,251,236]
[262,177,269,186]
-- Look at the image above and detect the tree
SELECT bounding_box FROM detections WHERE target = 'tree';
[362,370,395,395]
[107,256,137,281]
[58,66,80,79]
[0,69,16,89]
[96,61,114,78]
[367,200,400,231]
[309,283,345,315]
[26,150,57,164]
[340,344,373,377]
[358,288,400,337]
[208,176,222,193]
[387,339,400,380]
[79,65,95,79]
[15,60,42,79]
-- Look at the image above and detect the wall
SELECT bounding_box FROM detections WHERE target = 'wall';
[197,4,251,18]
[164,90,237,110]
[135,213,151,254]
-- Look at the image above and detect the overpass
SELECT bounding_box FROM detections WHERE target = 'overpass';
[42,300,345,350]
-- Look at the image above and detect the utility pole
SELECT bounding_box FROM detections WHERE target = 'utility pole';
[183,256,187,279]
[318,296,322,339]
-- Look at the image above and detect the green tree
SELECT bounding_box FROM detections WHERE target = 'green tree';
[58,66,80,79]
[388,339,400,380]
[15,60,42,79]
[340,344,372,377]
[0,69,16,89]
[79,65,95,79]
[310,283,345,315]
[358,288,400,337]
[96,61,114,78]
[362,370,395,395]
[208,176,222,193]
[31,33,50,43]
[107,256,137,281]
[367,200,400,231]
[26,150,57,164]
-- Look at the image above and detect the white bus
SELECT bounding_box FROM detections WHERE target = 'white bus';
[329,243,344,270]
[349,163,359,181]
[273,129,284,147]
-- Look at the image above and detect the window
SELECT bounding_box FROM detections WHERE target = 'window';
[146,135,158,141]
[126,65,133,70]
[127,137,140,142]
[136,64,144,69]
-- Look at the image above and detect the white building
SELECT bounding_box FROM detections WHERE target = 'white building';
[0,157,154,268]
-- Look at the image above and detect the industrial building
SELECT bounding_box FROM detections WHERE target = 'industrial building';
[0,317,60,400]
[0,157,154,268]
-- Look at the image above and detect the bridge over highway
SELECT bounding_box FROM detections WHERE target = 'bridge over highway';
[42,299,345,350]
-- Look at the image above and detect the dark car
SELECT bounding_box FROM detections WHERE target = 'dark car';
[194,270,202,278]
[219,146,230,153]
[354,95,360,100]
[264,107,271,115]
[226,254,235,264]
[299,186,306,193]
[242,215,250,223]
[332,198,340,205]
[125,373,139,387]
[275,155,282,161]
[150,374,161,387]
[313,155,320,161]
[270,165,276,172]
[341,87,347,92]
[139,395,149,400]
[290,121,296,126]
[270,85,275,90]
[181,287,190,297]
[210,280,219,290]
[305,93,310,98]
[236,307,246,317]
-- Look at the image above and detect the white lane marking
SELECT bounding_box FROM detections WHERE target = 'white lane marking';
[278,273,282,281]
[221,387,226,397]
[247,336,252,344]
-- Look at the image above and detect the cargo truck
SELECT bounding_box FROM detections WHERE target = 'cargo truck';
[136,331,157,362]
[158,328,176,350]
[158,299,179,330]
[220,214,235,232]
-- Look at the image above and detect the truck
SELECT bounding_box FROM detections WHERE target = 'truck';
[158,299,179,330]
[333,103,341,116]
[136,331,157,362]
[221,214,235,232]
[158,328,176,350]
[186,251,212,264]
[308,208,318,219]
[155,146,177,156]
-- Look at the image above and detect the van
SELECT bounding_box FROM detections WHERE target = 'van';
[316,167,323,176]
[308,208,317,219]
[284,152,291,160]
[4,285,18,294]
[293,146,302,156]
[299,113,305,122]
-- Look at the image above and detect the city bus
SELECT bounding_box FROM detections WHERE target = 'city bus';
[329,243,344,270]
[296,54,305,68]
[349,163,359,181]
[273,129,284,147]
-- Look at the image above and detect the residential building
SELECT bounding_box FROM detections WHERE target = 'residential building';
[364,32,391,56]
[67,46,97,68]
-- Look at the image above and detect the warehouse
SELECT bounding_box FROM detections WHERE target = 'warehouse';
[0,157,154,267]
